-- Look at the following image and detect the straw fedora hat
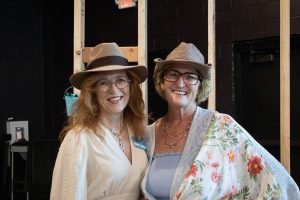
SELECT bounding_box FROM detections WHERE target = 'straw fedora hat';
[154,42,211,80]
[70,42,148,89]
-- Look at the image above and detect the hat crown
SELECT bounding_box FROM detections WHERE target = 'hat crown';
[87,43,126,67]
[70,42,148,89]
[165,42,205,65]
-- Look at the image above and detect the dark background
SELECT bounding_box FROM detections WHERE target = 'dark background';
[0,0,299,198]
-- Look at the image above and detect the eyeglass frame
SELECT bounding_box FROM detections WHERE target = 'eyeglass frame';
[163,69,202,85]
[96,78,131,92]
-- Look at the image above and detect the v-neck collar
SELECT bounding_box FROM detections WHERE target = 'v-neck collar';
[102,124,135,166]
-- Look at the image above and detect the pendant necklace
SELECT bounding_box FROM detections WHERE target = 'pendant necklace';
[101,120,125,152]
[110,123,125,152]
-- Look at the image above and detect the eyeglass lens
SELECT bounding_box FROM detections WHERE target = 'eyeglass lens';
[97,78,130,91]
[164,70,200,85]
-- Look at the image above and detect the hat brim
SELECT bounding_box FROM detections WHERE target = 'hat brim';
[70,64,148,89]
[154,58,211,80]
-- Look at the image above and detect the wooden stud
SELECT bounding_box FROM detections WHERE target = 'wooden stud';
[73,0,85,94]
[280,0,290,172]
[207,0,216,110]
[82,47,138,63]
[74,0,147,115]
[138,0,148,114]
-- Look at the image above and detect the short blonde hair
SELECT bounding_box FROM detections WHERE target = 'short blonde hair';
[153,64,211,104]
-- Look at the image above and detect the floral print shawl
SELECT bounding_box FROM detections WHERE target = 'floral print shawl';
[141,107,300,200]
[174,112,299,200]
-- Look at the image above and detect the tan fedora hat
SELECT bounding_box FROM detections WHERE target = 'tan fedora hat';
[70,42,148,89]
[154,42,211,80]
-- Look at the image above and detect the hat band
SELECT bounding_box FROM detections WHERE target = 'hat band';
[86,56,129,70]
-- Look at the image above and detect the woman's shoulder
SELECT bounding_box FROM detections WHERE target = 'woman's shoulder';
[146,121,156,129]
[209,111,239,126]
[61,127,94,147]
[144,122,156,139]
[143,119,161,144]
[145,117,164,135]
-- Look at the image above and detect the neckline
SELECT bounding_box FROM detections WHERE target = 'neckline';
[163,104,197,123]
[153,152,182,158]
[100,124,134,166]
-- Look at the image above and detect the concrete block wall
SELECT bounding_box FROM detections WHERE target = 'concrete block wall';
[216,0,300,116]
[85,0,300,117]
[1,0,299,139]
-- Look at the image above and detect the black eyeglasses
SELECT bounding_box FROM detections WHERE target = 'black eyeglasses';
[97,78,131,92]
[164,70,201,85]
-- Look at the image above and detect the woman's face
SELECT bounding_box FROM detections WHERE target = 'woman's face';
[95,70,130,115]
[162,64,200,109]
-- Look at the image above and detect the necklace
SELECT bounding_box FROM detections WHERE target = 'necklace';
[111,127,125,152]
[162,119,192,148]
[161,106,196,149]
[101,120,125,152]
[110,122,125,152]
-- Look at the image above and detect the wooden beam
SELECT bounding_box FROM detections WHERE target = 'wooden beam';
[73,0,85,93]
[73,0,147,113]
[138,0,148,115]
[82,47,138,63]
[280,0,290,172]
[208,0,216,110]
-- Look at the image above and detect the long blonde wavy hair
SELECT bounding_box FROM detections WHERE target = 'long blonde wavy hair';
[59,70,147,141]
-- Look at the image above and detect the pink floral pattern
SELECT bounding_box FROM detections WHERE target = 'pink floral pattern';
[210,162,220,168]
[220,186,238,200]
[211,172,221,183]
[174,113,281,200]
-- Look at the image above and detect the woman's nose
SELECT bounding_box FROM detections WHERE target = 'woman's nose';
[175,76,186,87]
[108,82,119,92]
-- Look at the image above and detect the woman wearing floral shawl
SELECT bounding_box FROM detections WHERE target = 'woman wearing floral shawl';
[141,42,300,200]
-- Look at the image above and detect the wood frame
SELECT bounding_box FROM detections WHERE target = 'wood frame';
[280,0,290,172]
[73,0,291,171]
[82,47,138,63]
[208,0,216,110]
[73,0,85,94]
[73,0,148,107]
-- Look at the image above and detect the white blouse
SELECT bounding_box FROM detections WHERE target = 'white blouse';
[50,126,148,200]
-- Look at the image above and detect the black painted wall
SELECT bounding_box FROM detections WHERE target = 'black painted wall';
[0,0,300,194]
[2,0,298,140]
[0,0,73,139]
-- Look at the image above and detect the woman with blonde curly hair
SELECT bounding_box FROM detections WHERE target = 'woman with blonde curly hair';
[141,42,299,200]
[50,42,148,200]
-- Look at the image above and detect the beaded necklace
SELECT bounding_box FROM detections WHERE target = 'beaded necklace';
[162,106,196,149]
[162,119,192,148]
